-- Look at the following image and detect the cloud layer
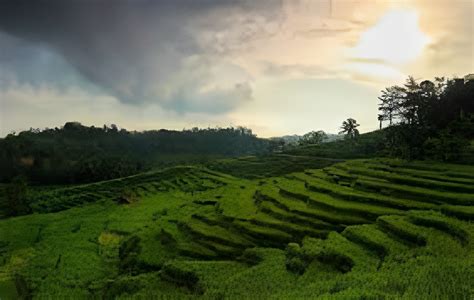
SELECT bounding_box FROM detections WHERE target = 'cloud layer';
[0,0,284,112]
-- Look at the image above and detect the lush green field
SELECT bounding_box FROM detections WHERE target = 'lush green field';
[0,158,473,298]
[205,154,342,179]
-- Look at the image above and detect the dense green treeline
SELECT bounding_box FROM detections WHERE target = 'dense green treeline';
[0,123,275,185]
[289,76,474,162]
[378,76,474,160]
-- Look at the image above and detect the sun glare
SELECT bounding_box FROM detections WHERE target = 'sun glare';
[351,9,430,65]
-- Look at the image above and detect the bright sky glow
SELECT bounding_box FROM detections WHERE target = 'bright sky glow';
[351,9,431,65]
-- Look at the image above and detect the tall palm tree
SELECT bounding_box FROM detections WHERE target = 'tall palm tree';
[339,118,360,139]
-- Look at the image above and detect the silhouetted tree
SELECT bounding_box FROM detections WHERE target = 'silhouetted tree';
[377,114,384,130]
[378,86,403,126]
[339,118,360,140]
[377,74,474,161]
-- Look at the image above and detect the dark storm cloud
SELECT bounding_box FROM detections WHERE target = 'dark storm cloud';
[0,31,100,93]
[0,0,282,113]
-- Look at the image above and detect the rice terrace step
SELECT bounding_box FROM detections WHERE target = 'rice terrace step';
[1,158,473,298]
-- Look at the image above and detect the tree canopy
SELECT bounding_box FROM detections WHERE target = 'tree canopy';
[377,75,474,160]
[0,124,275,184]
[298,130,328,146]
[339,118,360,140]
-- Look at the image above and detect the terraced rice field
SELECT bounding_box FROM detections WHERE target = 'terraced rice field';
[0,158,473,298]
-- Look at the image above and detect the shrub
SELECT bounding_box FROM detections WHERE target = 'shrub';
[285,243,309,275]
[161,263,203,294]
[5,176,30,216]
[158,229,177,247]
[239,248,263,266]
[117,188,138,204]
[119,235,141,275]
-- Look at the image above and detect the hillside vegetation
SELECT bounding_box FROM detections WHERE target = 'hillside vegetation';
[1,157,473,298]
[0,123,274,185]
[288,76,474,163]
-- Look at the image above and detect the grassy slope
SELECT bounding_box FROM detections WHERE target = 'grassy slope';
[0,158,473,298]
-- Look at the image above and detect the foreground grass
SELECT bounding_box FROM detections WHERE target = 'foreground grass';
[0,158,473,298]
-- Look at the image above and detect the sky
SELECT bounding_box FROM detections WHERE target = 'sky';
[0,0,472,137]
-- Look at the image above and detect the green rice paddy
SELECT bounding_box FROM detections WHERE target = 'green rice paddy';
[0,157,473,298]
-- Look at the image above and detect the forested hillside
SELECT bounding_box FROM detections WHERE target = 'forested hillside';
[0,124,275,184]
[288,76,474,162]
